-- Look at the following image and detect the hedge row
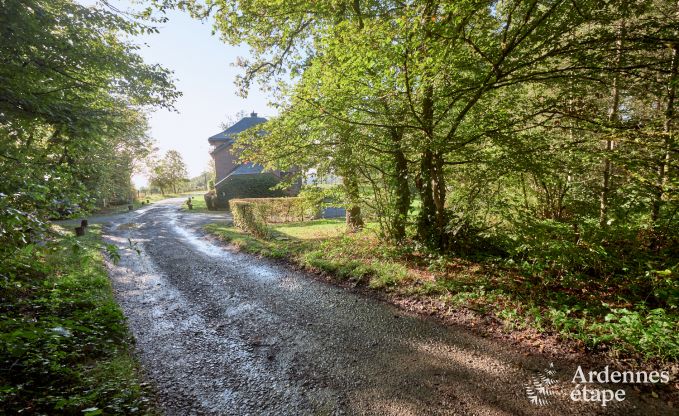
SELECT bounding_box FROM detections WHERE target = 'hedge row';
[229,197,319,238]
[219,174,286,207]
[229,199,271,238]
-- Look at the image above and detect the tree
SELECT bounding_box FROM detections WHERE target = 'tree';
[147,150,188,194]
[0,0,178,252]
[165,150,189,193]
[160,0,677,257]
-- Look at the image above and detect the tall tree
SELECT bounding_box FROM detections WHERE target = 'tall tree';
[147,150,188,194]
[0,0,178,250]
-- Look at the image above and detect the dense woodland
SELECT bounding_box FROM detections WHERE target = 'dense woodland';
[170,1,679,281]
[169,0,679,358]
[0,0,178,248]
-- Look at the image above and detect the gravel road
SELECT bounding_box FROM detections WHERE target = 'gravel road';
[99,199,673,416]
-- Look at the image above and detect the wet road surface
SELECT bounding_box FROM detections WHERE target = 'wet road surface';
[100,199,673,415]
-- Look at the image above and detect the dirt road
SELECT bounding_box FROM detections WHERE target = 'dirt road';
[100,199,671,415]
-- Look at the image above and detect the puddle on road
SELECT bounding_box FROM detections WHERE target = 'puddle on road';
[241,263,277,281]
[168,216,225,257]
[166,214,280,282]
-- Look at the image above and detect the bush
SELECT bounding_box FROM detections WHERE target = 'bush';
[230,197,317,224]
[204,190,216,210]
[216,174,287,208]
[230,199,270,238]
[0,228,154,414]
[230,197,321,238]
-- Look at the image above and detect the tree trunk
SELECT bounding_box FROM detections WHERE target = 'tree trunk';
[390,128,410,242]
[417,148,441,248]
[652,43,678,223]
[521,173,530,210]
[600,21,624,227]
[416,86,446,251]
[342,171,364,231]
[338,138,364,231]
[432,151,447,230]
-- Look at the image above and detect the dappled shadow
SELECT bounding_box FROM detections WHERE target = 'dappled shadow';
[102,202,675,415]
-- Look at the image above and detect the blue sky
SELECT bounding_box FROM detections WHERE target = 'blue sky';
[83,1,275,185]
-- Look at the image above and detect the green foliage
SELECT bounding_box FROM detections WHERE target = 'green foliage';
[0,228,155,414]
[548,305,679,361]
[599,307,679,360]
[229,199,271,239]
[0,0,177,256]
[230,195,336,238]
[235,197,318,222]
[147,150,189,195]
[184,171,212,193]
[216,174,286,207]
[0,11,178,403]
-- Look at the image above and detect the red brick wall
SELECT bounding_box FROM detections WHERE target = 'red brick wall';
[212,144,237,184]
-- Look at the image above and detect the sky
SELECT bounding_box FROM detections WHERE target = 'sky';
[83,1,275,186]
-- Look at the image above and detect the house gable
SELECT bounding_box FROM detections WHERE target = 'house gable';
[209,112,267,185]
[208,112,267,145]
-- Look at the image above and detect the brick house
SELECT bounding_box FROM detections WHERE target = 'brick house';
[208,112,298,205]
[209,112,268,185]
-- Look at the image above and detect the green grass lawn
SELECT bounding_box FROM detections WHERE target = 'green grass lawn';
[205,219,679,363]
[0,226,156,414]
[271,219,346,240]
[179,195,211,213]
[92,201,144,215]
[204,219,346,259]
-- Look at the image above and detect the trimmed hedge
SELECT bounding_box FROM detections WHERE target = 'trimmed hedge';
[230,199,271,238]
[214,174,286,208]
[229,197,320,238]
[204,190,216,210]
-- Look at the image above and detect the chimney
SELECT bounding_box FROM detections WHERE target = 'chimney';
[250,111,257,118]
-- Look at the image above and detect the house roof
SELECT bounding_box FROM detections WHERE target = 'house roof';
[209,141,232,156]
[230,162,265,175]
[214,162,266,188]
[208,112,267,143]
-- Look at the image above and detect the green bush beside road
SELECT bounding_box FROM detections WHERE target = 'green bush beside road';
[0,226,155,415]
[205,220,679,363]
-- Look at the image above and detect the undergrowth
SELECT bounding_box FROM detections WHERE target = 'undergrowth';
[0,226,155,415]
[205,221,679,363]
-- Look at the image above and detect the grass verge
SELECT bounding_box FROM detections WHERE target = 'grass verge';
[91,191,208,215]
[204,220,679,364]
[0,225,155,415]
[93,201,145,216]
[178,195,217,214]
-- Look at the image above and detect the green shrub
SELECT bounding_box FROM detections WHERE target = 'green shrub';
[229,199,271,238]
[548,305,679,360]
[204,190,216,210]
[216,174,286,208]
[230,196,323,238]
[0,228,154,414]
[245,197,318,222]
